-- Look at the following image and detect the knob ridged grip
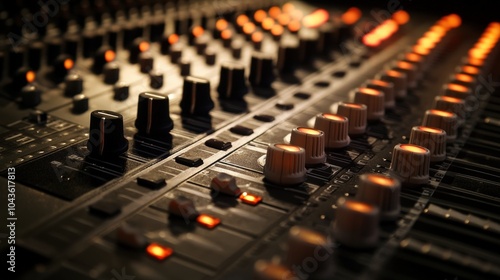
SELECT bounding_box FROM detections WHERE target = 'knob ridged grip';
[264,144,306,186]
[409,126,447,162]
[355,174,401,221]
[422,109,458,142]
[337,102,367,136]
[313,113,350,149]
[389,144,430,185]
[354,88,385,121]
[290,127,326,165]
[366,79,395,108]
[87,110,129,158]
[381,70,407,98]
[283,226,329,267]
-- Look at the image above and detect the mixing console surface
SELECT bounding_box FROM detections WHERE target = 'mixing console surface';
[1,1,500,279]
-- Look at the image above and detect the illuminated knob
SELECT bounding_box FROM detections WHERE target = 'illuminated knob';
[20,84,42,107]
[290,127,326,165]
[381,70,407,98]
[64,73,84,97]
[168,196,199,220]
[394,61,417,89]
[13,68,36,92]
[249,52,275,89]
[103,62,120,84]
[264,144,306,186]
[354,88,385,121]
[135,92,173,137]
[92,47,116,74]
[337,102,367,136]
[434,96,466,124]
[283,226,330,267]
[129,38,150,64]
[217,62,249,100]
[409,126,446,162]
[87,110,129,158]
[422,109,458,142]
[313,113,350,149]
[402,52,424,80]
[389,144,430,185]
[180,76,214,117]
[443,83,472,99]
[254,260,294,280]
[332,198,379,248]
[53,55,74,81]
[210,173,242,196]
[366,79,395,109]
[450,73,476,88]
[160,33,180,54]
[356,174,401,221]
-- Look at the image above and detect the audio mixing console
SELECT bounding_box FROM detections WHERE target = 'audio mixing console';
[1,0,500,279]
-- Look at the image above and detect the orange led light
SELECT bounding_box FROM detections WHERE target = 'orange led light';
[418,126,444,134]
[221,29,232,40]
[271,24,284,36]
[367,174,396,187]
[359,88,382,95]
[104,50,115,62]
[262,17,275,30]
[26,71,36,83]
[278,13,291,26]
[461,65,479,75]
[146,243,173,261]
[196,214,221,229]
[63,58,74,70]
[192,26,204,37]
[243,22,256,34]
[454,73,474,83]
[344,103,363,109]
[363,34,381,47]
[413,45,431,55]
[322,113,345,121]
[216,19,228,31]
[430,25,446,34]
[168,34,179,44]
[392,10,410,25]
[447,83,469,93]
[441,14,461,29]
[269,6,281,19]
[254,10,267,23]
[467,57,484,67]
[282,3,295,14]
[139,41,150,52]
[440,96,463,103]
[236,14,249,26]
[397,61,414,70]
[276,144,302,152]
[297,127,322,135]
[405,52,422,62]
[429,109,455,117]
[417,37,437,49]
[288,20,301,32]
[342,7,362,25]
[387,69,404,78]
[290,9,303,20]
[252,32,264,42]
[239,192,263,206]
[370,79,390,87]
[400,144,428,154]
[302,8,329,28]
[345,200,373,213]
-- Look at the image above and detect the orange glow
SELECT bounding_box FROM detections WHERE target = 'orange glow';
[104,50,115,62]
[397,61,415,70]
[221,29,232,40]
[239,192,262,206]
[243,22,256,34]
[430,25,446,34]
[363,19,399,47]
[278,13,291,26]
[302,9,329,28]
[359,87,382,95]
[441,14,461,29]
[271,24,284,36]
[387,69,404,78]
[447,83,469,93]
[469,48,489,60]
[290,9,303,20]
[196,214,221,229]
[146,243,173,261]
[416,37,436,49]
[400,144,428,154]
[370,79,390,87]
[63,58,74,70]
[236,14,249,26]
[461,65,479,75]
[405,52,422,62]
[262,17,275,30]
[363,34,381,47]
[282,3,295,14]
[168,34,179,44]
[342,7,362,25]
[413,45,431,55]
[269,6,281,19]
[424,30,445,40]
[345,200,373,213]
[254,10,267,23]
[26,71,36,83]
[392,10,410,25]
[439,96,463,103]
[367,174,396,187]
[288,20,301,32]
[276,144,302,152]
[322,113,345,121]
[343,103,363,109]
[297,127,322,135]
[454,73,474,83]
[252,32,264,42]
[216,19,228,31]
[417,126,444,134]
[192,26,204,37]
[139,41,150,52]
[429,109,455,117]
[467,57,485,67]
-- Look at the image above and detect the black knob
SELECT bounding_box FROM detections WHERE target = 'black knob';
[92,47,115,74]
[13,68,36,92]
[123,23,143,49]
[205,48,217,66]
[72,94,89,114]
[46,37,63,66]
[277,40,299,74]
[63,33,79,60]
[160,33,179,55]
[180,76,214,117]
[169,44,183,64]
[298,29,319,64]
[103,62,120,84]
[53,54,74,82]
[29,110,48,125]
[135,92,174,136]
[139,53,154,73]
[113,83,129,101]
[8,47,25,76]
[249,52,275,89]
[28,41,43,71]
[87,110,128,158]
[83,29,104,58]
[149,70,163,89]
[20,84,42,107]
[217,62,248,100]
[149,16,166,42]
[129,38,150,64]
[179,58,191,76]
[64,73,83,97]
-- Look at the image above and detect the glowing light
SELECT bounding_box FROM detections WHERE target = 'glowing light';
[370,80,390,87]
[271,24,284,36]
[146,243,173,261]
[400,144,428,154]
[418,126,444,134]
[413,45,431,55]
[104,50,115,62]
[236,14,249,26]
[239,192,263,206]
[447,83,469,93]
[343,103,363,109]
[278,13,291,26]
[429,109,455,117]
[139,41,150,52]
[216,19,228,31]
[322,113,345,121]
[269,6,281,19]
[397,61,415,70]
[297,127,322,135]
[252,32,263,43]
[342,7,362,25]
[392,10,410,25]
[363,19,399,47]
[461,65,479,75]
[454,73,474,83]
[359,88,382,95]
[363,34,381,47]
[254,10,267,23]
[26,71,36,83]
[467,57,484,67]
[243,22,256,34]
[441,14,461,29]
[276,144,302,152]
[440,96,463,103]
[168,34,179,44]
[262,17,275,30]
[387,69,404,78]
[64,58,74,70]
[405,53,422,62]
[288,20,301,32]
[282,3,295,14]
[192,26,204,37]
[196,214,221,229]
[345,200,373,213]
[302,9,329,28]
[367,174,396,187]
[221,29,232,40]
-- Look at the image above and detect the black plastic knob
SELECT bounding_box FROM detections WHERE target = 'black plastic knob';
[20,84,42,107]
[72,94,89,114]
[87,110,128,158]
[249,52,275,89]
[135,92,174,136]
[83,29,104,58]
[129,38,150,64]
[46,37,63,66]
[180,76,214,117]
[92,47,115,74]
[53,54,74,83]
[217,62,248,100]
[64,73,83,97]
[139,53,154,73]
[277,40,299,74]
[13,67,36,92]
[103,62,120,84]
[149,70,163,89]
[28,41,43,71]
[8,47,25,76]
